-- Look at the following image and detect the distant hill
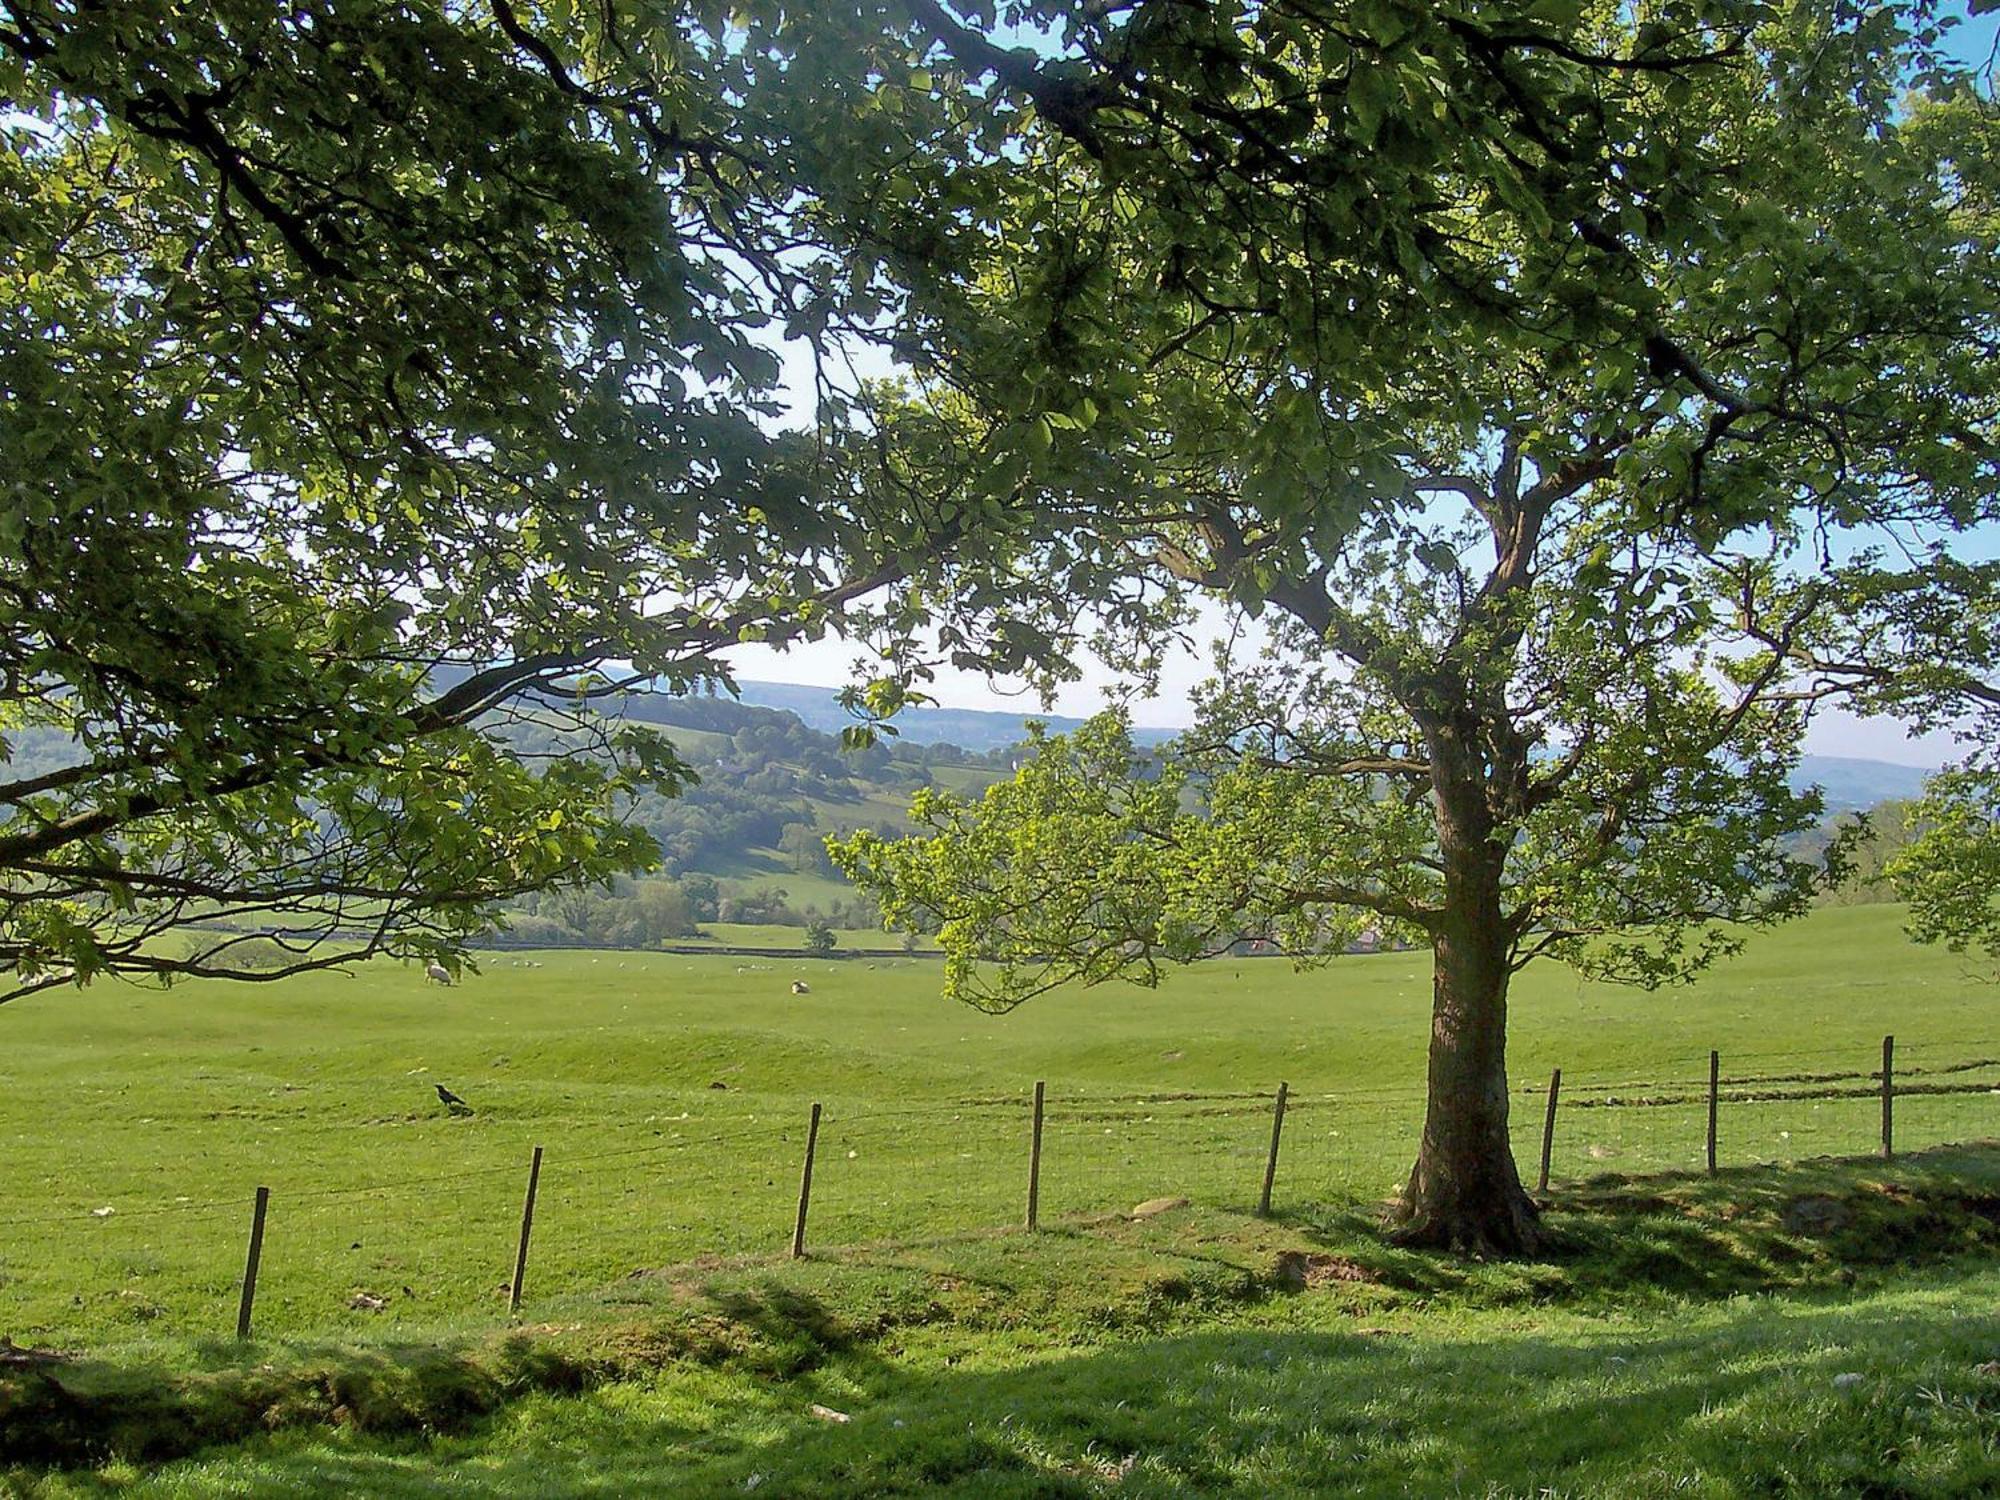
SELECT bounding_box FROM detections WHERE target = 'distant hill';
[5,675,1938,945]
[1791,755,1932,813]
[732,679,1182,752]
[731,679,1938,809]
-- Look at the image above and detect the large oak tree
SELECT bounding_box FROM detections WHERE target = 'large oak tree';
[833,0,2000,1251]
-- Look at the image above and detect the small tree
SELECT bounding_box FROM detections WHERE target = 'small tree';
[778,821,838,878]
[804,916,838,956]
[680,874,723,925]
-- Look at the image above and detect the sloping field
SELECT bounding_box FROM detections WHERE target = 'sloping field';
[0,905,1992,1349]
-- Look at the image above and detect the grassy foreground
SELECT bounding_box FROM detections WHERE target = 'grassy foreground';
[0,904,1996,1347]
[6,1146,2000,1496]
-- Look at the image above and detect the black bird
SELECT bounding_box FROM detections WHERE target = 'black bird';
[434,1083,474,1116]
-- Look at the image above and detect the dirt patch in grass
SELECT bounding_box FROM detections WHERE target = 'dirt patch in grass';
[1272,1251,1376,1291]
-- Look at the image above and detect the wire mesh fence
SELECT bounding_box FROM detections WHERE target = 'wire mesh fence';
[3,1034,1993,1344]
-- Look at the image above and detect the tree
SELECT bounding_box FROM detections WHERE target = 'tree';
[0,0,1007,1001]
[778,821,838,878]
[804,916,838,956]
[835,5,2000,1251]
[680,873,723,925]
[618,881,701,946]
[1809,800,1922,908]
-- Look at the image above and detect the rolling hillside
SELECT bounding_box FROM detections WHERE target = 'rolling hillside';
[3,681,1944,946]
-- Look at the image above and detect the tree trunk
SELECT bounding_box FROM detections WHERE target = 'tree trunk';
[1391,747,1541,1255]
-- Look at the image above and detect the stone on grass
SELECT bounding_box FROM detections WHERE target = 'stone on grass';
[1833,1372,1865,1391]
[1129,1196,1191,1219]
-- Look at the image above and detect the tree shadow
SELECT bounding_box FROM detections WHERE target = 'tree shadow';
[21,1146,2000,1491]
[1275,1142,2000,1306]
[102,1267,2000,1497]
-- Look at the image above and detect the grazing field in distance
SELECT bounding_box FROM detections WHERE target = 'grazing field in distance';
[1,903,1994,1348]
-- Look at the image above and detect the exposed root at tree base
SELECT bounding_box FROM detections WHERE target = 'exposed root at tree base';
[1388,1193,1543,1258]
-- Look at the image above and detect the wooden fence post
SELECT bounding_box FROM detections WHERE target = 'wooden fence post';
[792,1103,822,1258]
[236,1185,270,1340]
[1258,1082,1289,1218]
[1706,1049,1720,1178]
[1881,1034,1895,1160]
[1536,1068,1561,1195]
[1026,1081,1046,1230]
[509,1145,543,1315]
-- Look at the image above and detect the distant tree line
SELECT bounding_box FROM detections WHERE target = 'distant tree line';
[1808,802,1926,908]
[500,872,882,948]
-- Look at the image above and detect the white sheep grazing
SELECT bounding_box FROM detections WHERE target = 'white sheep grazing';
[790,980,811,995]
[425,962,452,986]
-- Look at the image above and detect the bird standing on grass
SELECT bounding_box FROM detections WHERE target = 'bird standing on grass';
[435,1084,474,1116]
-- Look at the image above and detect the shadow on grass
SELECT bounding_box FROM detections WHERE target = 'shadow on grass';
[0,1332,591,1469]
[86,1269,2000,1498]
[1278,1142,2000,1307]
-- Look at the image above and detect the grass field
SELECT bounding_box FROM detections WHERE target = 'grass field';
[1,904,1994,1352]
[119,1268,2000,1499]
[5,902,2000,1493]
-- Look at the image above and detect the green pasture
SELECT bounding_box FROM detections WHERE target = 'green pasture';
[88,1272,2000,1499]
[697,853,860,910]
[0,904,1994,1349]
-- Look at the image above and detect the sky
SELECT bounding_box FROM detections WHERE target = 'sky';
[731,6,1999,772]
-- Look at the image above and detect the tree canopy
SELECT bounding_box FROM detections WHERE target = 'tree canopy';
[13,0,1882,1003]
[0,0,967,999]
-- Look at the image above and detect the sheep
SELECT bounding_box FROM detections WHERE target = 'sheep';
[425,962,452,986]
[790,980,811,995]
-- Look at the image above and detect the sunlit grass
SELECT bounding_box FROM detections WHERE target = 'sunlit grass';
[1,904,1993,1348]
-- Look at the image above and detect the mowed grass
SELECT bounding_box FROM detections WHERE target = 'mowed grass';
[1,904,1995,1349]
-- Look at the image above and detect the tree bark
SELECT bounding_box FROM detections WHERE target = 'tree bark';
[1391,742,1541,1255]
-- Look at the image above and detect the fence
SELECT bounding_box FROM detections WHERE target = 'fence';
[2,1034,1994,1342]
